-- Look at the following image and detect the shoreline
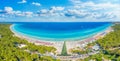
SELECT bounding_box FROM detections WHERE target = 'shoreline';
[10,23,111,41]
[10,24,113,54]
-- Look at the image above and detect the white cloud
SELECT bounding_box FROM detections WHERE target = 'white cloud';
[48,6,64,15]
[0,7,34,17]
[71,1,120,10]
[14,11,33,17]
[18,0,27,4]
[4,7,13,13]
[70,0,81,4]
[50,6,65,11]
[14,11,24,16]
[69,0,120,21]
[36,6,65,16]
[65,9,90,18]
[24,11,33,17]
[40,9,48,14]
[32,2,41,6]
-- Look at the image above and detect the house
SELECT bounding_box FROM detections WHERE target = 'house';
[92,44,100,51]
[17,44,27,48]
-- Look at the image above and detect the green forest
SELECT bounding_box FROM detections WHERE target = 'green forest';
[0,23,120,61]
[0,24,60,61]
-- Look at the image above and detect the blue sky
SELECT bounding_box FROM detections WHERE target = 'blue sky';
[0,0,70,11]
[0,0,120,22]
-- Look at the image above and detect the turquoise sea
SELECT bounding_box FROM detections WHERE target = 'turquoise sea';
[11,22,112,41]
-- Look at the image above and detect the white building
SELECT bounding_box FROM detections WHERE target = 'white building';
[17,44,27,48]
[92,44,100,51]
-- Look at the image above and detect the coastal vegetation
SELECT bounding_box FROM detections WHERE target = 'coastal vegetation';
[83,23,120,61]
[61,41,68,56]
[0,24,60,61]
[70,47,89,55]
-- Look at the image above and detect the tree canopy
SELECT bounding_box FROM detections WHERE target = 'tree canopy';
[0,24,60,61]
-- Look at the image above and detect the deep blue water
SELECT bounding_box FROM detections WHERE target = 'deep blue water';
[11,22,112,41]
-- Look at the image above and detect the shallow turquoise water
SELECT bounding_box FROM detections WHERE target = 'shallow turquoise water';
[11,22,112,41]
